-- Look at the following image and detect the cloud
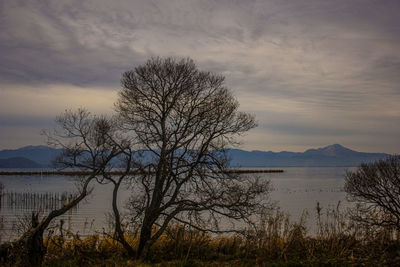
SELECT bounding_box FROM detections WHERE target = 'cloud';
[0,84,117,117]
[0,84,118,149]
[0,0,399,152]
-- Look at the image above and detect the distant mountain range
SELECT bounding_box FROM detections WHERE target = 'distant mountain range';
[0,145,60,168]
[228,144,390,167]
[0,144,391,169]
[0,157,43,168]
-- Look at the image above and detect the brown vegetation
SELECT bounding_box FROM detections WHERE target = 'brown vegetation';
[2,205,400,266]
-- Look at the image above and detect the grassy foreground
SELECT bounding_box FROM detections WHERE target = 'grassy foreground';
[4,208,398,267]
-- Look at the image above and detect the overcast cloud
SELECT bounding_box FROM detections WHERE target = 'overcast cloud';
[1,0,399,153]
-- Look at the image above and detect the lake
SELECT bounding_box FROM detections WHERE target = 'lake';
[0,167,353,242]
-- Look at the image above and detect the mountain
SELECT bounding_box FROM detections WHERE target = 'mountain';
[0,145,61,167]
[0,144,391,168]
[228,144,390,167]
[0,157,43,168]
[304,144,357,157]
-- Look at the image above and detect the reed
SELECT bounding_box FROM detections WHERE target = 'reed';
[26,206,400,266]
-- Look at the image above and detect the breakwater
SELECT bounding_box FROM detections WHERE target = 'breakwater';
[0,169,283,176]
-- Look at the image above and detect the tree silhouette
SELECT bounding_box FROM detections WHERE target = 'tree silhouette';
[0,109,127,266]
[115,57,272,259]
[345,155,400,230]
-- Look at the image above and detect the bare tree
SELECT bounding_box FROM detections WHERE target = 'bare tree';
[115,57,273,259]
[345,155,400,231]
[0,109,126,266]
[51,109,141,258]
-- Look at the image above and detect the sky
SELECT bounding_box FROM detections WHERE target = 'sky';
[1,0,399,153]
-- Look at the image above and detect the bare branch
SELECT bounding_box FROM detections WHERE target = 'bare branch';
[115,57,269,259]
[345,155,400,231]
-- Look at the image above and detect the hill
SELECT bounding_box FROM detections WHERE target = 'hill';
[0,157,43,168]
[0,145,61,166]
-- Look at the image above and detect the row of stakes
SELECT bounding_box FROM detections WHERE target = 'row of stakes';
[0,191,77,211]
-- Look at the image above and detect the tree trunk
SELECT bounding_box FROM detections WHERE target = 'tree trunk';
[24,228,46,267]
[112,181,136,257]
[137,220,153,260]
[1,213,46,267]
[136,161,165,260]
[2,174,95,266]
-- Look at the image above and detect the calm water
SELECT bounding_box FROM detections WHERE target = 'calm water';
[0,167,352,241]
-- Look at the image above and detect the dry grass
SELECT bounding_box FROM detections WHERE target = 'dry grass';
[28,205,400,266]
[2,204,400,266]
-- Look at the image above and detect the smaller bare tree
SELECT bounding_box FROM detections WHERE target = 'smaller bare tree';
[0,109,126,267]
[100,149,138,258]
[53,109,139,258]
[345,155,400,231]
